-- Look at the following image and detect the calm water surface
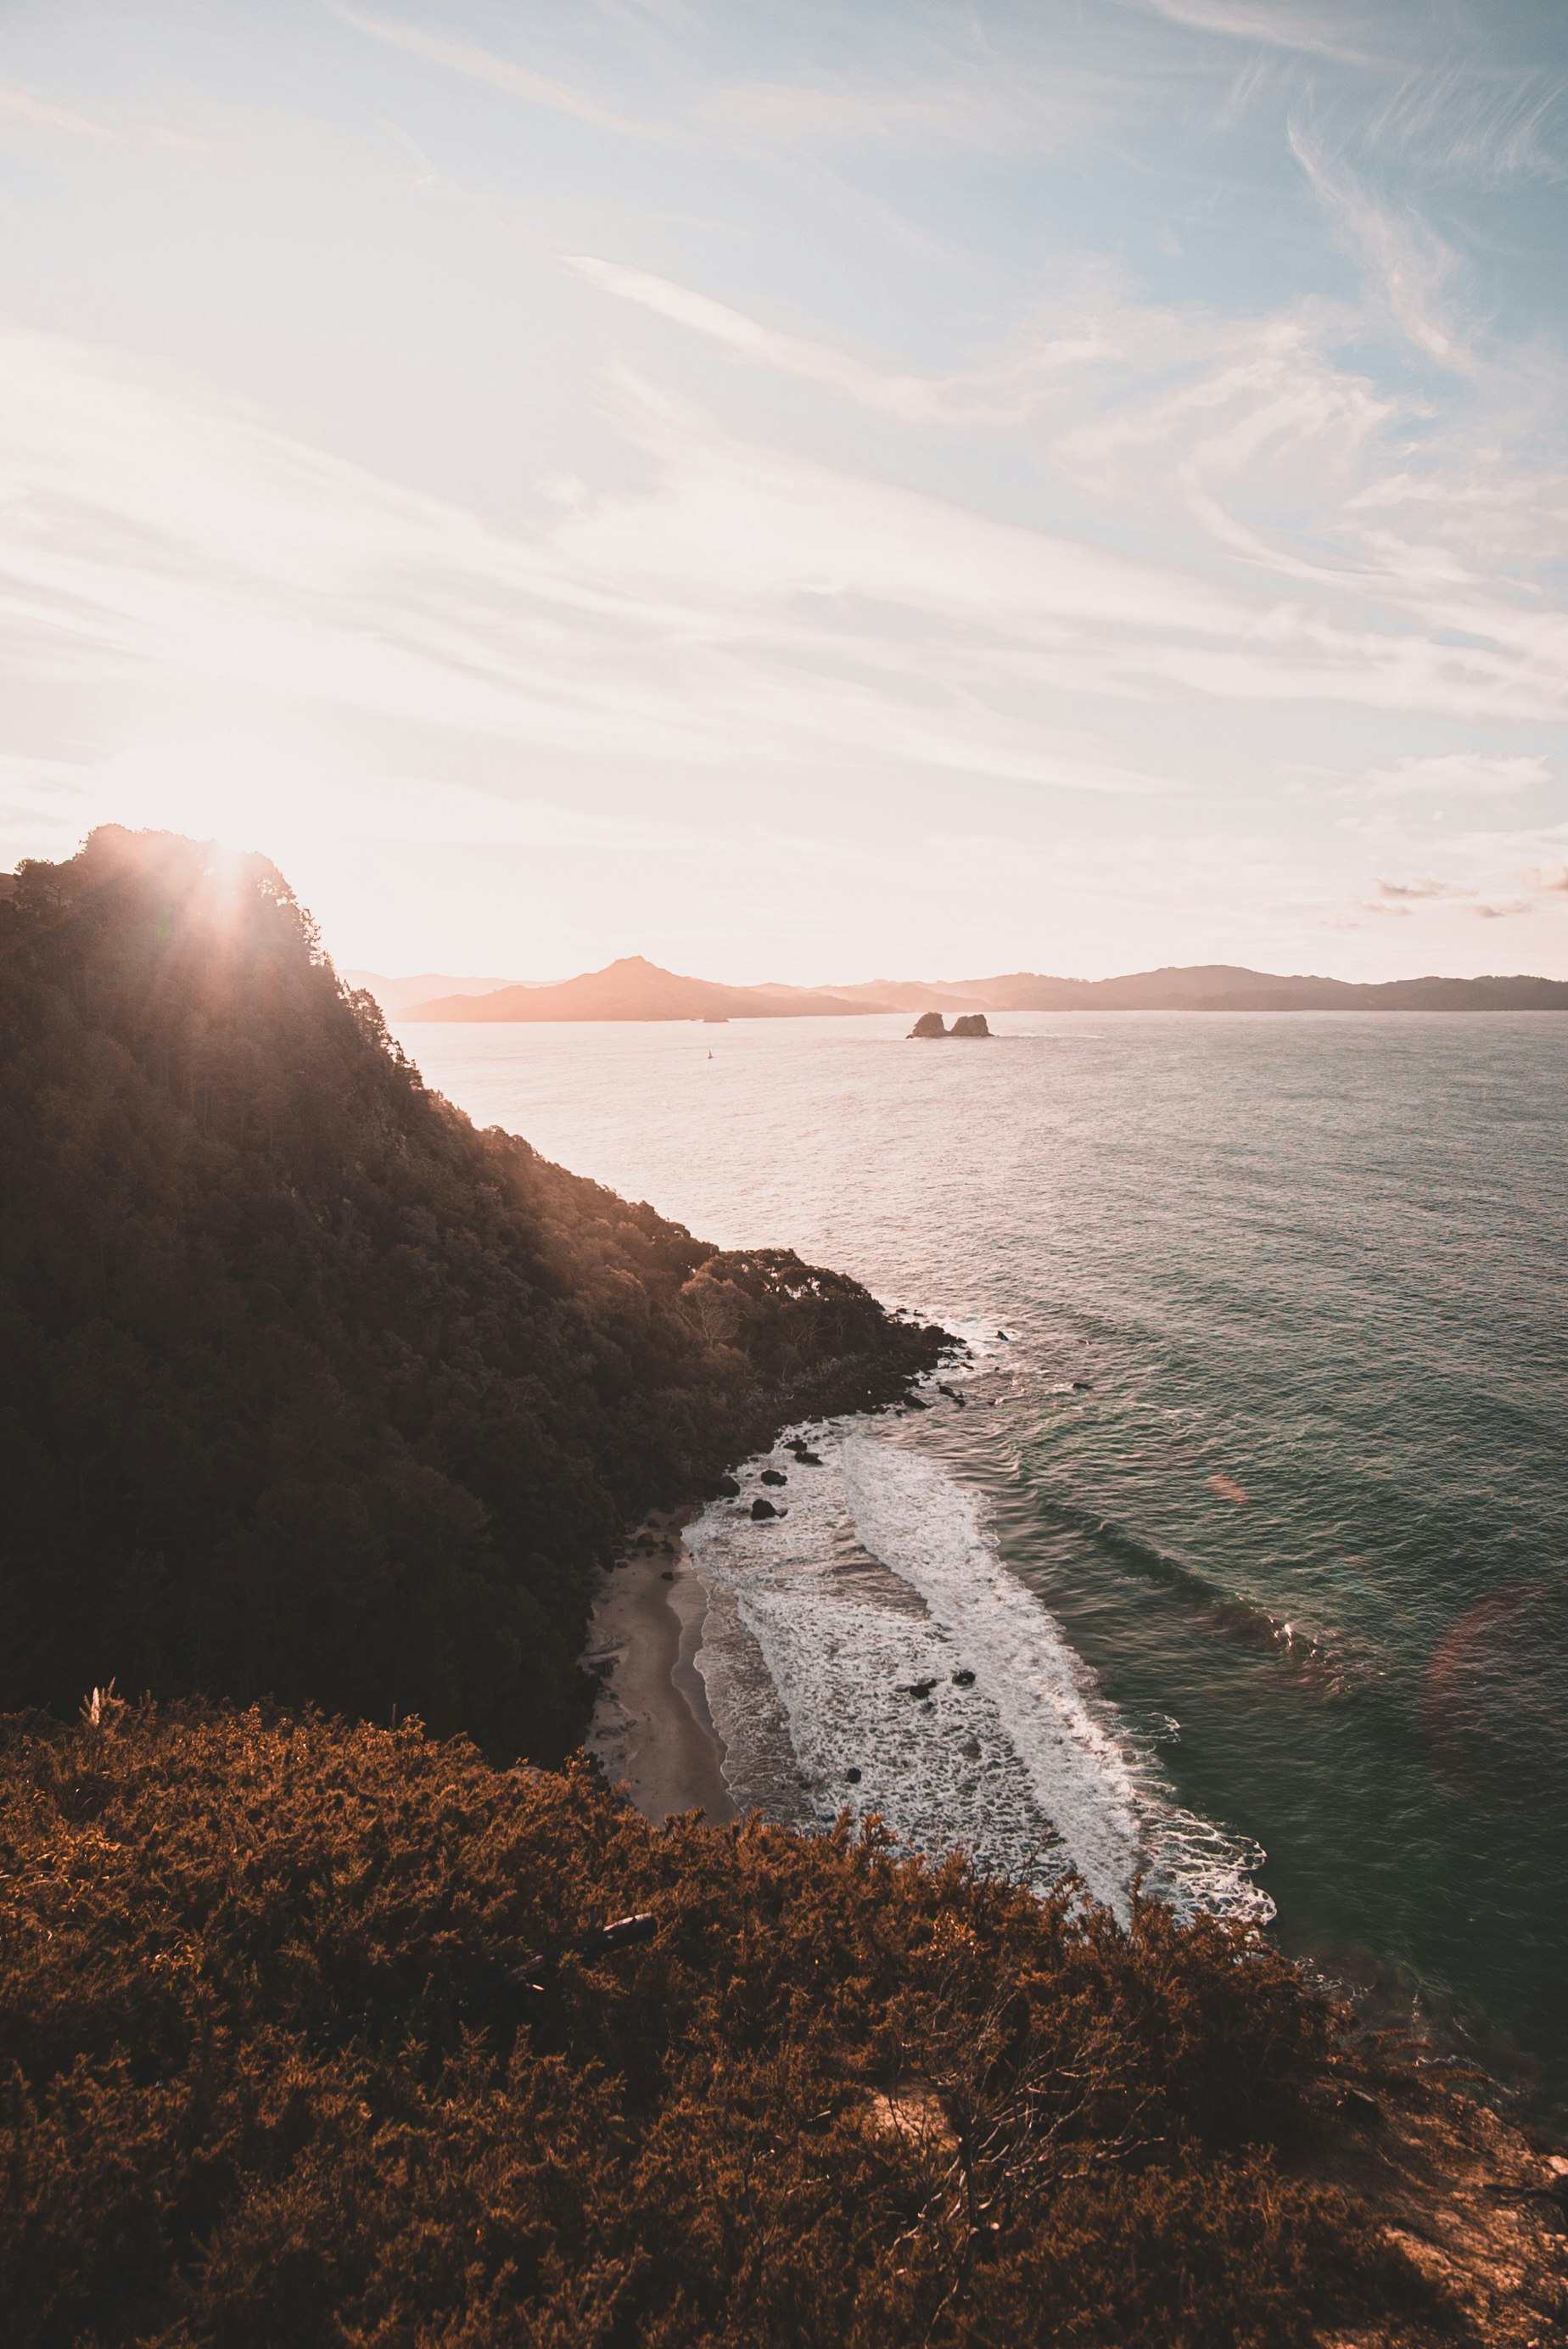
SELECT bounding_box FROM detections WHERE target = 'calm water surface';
[394,1011,1568,2110]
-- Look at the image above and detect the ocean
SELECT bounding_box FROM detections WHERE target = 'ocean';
[393,1009,1568,2113]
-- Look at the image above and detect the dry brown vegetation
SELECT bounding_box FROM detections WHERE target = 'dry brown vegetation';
[0,1701,1478,2349]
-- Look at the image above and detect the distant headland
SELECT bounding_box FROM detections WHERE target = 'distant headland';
[389,954,1568,1022]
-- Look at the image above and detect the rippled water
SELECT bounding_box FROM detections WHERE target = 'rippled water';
[394,1010,1568,2111]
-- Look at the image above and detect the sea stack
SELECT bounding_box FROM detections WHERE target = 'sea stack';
[908,1011,991,1038]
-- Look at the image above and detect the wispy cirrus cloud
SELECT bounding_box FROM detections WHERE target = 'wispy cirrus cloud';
[561,246,1568,723]
[1288,121,1470,365]
[6,302,1566,891]
[1362,63,1568,182]
[0,78,116,143]
[0,328,1196,804]
[1366,751,1553,799]
[1132,0,1382,68]
[565,255,1109,424]
[701,80,987,144]
[0,76,209,154]
[332,7,659,137]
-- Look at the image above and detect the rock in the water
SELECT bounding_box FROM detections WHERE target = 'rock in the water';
[750,1497,780,1520]
[950,1012,991,1037]
[797,1449,823,1466]
[952,1668,976,1687]
[714,1474,740,1497]
[845,1767,862,1784]
[909,1011,947,1039]
[760,1467,787,1486]
[904,1393,928,1410]
[901,1679,938,1700]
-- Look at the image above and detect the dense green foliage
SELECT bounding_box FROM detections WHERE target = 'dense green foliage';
[0,829,943,1760]
[0,1703,1431,2349]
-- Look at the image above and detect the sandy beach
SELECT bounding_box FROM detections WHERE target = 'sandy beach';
[581,1509,737,1824]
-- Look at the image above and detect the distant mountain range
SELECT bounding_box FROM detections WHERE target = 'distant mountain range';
[389,955,1568,1021]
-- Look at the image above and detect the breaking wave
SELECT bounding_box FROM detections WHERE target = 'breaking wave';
[687,1426,1269,1923]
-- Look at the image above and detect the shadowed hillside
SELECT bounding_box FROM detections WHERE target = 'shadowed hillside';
[0,829,944,1760]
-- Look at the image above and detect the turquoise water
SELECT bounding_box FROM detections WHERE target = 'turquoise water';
[393,1010,1568,2111]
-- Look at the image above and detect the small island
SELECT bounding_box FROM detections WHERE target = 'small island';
[909,1011,991,1038]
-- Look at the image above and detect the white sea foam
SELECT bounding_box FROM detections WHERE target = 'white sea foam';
[688,1426,1268,1923]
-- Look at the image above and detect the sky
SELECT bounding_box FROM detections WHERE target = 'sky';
[2,0,1566,984]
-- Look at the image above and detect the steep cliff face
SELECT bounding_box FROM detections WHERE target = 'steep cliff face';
[0,829,944,1760]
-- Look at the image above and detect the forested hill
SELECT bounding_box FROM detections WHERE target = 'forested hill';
[0,829,944,1760]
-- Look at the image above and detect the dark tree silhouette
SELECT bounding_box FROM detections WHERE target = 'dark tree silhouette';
[0,828,944,1759]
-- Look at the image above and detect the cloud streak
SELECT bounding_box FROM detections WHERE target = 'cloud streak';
[333,7,659,137]
[1289,122,1470,364]
[565,255,1108,425]
[1134,0,1380,68]
[0,76,208,154]
[1365,752,1553,799]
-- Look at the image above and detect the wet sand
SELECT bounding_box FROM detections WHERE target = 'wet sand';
[581,1510,737,1824]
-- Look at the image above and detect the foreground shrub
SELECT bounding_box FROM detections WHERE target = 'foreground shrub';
[0,1706,1431,2347]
